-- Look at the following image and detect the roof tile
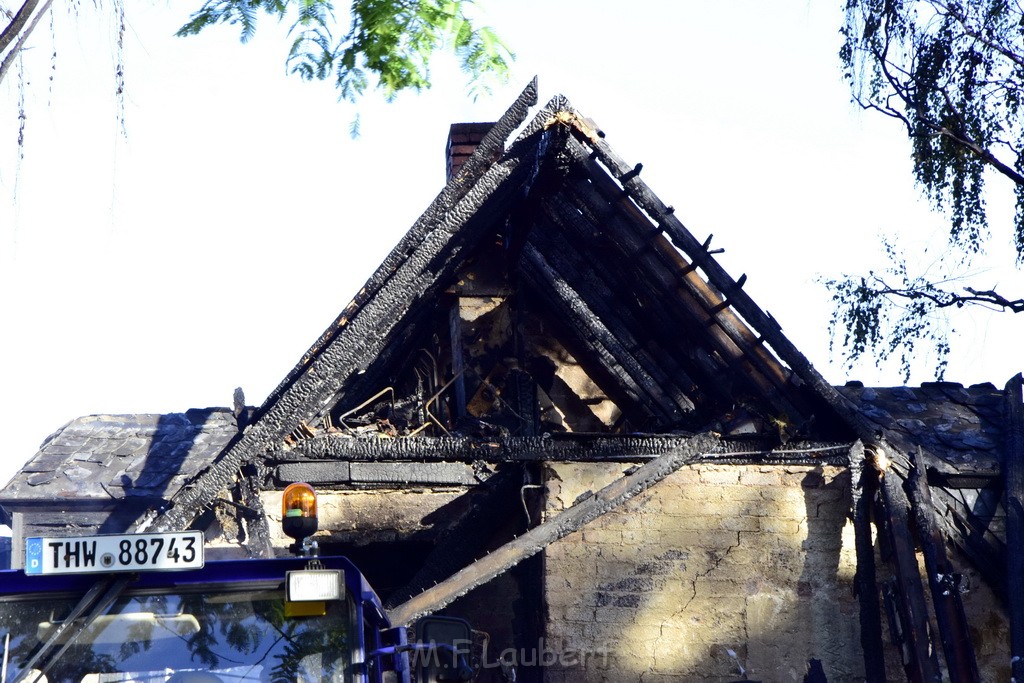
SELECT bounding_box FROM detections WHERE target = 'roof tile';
[0,409,238,506]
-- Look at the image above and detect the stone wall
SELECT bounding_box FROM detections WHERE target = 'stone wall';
[247,466,1011,681]
[541,464,863,682]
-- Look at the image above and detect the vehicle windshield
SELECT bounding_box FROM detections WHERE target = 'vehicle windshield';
[0,585,353,683]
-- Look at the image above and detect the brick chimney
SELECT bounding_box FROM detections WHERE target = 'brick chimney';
[446,122,496,181]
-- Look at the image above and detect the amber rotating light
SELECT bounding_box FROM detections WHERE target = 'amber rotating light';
[282,483,319,556]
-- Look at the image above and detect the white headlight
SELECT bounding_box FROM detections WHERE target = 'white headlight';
[286,570,344,602]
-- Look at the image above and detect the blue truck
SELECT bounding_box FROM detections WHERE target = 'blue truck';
[0,485,473,683]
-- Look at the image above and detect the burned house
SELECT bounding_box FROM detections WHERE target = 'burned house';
[1,80,1018,681]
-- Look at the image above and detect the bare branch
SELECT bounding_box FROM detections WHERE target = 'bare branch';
[866,278,1024,313]
[0,0,49,86]
[872,39,1024,189]
[0,0,39,56]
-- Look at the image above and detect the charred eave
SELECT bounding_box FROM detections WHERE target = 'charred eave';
[277,433,851,466]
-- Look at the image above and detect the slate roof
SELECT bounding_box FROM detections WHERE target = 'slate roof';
[839,382,1003,476]
[0,409,238,512]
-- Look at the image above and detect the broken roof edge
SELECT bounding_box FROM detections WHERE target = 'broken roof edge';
[550,114,875,443]
[259,78,540,419]
[138,82,552,534]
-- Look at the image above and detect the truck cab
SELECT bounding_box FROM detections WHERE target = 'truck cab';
[0,553,410,683]
[0,485,477,683]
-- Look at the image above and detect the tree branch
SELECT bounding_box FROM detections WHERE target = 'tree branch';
[0,0,49,86]
[932,0,1024,71]
[0,0,38,56]
[872,40,1024,189]
[871,278,1024,313]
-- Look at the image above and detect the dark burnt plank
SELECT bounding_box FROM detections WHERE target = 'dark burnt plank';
[907,447,980,681]
[1003,374,1024,682]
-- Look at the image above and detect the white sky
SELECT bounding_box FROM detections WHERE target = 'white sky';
[1,0,1022,492]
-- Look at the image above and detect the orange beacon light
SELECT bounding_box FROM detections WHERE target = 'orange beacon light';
[282,483,318,555]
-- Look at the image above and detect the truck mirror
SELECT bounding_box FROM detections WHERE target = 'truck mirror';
[415,616,474,682]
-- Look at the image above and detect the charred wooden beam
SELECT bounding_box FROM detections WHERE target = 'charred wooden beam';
[386,432,720,626]
[558,140,812,433]
[238,463,274,559]
[527,202,711,415]
[558,116,910,465]
[520,242,684,425]
[907,446,979,682]
[849,441,887,681]
[276,461,481,486]
[281,433,850,465]
[565,139,794,396]
[134,83,545,534]
[448,303,468,421]
[1004,373,1024,682]
[532,192,724,414]
[877,451,941,683]
[265,79,540,415]
[535,197,748,423]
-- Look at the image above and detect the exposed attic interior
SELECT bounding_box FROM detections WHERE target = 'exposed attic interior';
[275,104,845,454]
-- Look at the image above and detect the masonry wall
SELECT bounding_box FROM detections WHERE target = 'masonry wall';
[542,464,863,682]
[245,465,1012,682]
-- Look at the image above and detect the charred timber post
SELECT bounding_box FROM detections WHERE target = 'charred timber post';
[386,431,720,626]
[877,448,941,683]
[849,441,887,681]
[448,304,468,421]
[239,463,274,559]
[1003,374,1024,682]
[907,446,980,682]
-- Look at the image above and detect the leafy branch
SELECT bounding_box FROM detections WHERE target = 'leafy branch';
[821,238,1024,380]
[176,0,514,104]
[833,0,1024,377]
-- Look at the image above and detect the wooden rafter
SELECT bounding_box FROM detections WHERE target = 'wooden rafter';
[878,454,942,682]
[556,139,812,431]
[520,242,684,425]
[530,193,713,414]
[907,446,980,681]
[849,441,887,681]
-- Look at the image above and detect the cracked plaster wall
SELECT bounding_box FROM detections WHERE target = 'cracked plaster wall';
[542,463,862,682]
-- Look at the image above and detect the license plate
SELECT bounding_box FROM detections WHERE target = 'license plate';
[24,531,204,575]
